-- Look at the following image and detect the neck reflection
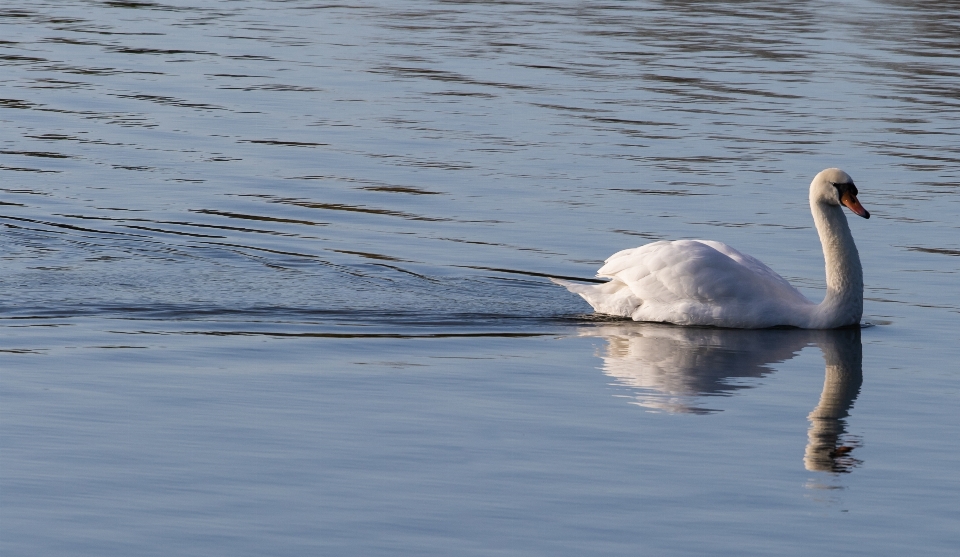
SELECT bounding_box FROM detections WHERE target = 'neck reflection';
[584,324,864,473]
[804,328,863,473]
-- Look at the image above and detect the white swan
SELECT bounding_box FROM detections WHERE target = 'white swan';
[555,168,870,329]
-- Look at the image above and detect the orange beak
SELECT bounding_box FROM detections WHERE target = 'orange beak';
[841,192,870,219]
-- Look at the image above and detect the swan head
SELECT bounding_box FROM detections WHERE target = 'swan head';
[810,168,870,219]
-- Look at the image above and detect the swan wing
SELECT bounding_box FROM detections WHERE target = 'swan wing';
[586,240,812,326]
[690,240,805,295]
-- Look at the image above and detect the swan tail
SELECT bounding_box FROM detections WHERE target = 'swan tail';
[550,277,642,318]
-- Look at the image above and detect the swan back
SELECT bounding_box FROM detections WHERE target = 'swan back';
[589,240,814,328]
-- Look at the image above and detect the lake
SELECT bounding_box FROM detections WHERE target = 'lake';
[2,1,959,555]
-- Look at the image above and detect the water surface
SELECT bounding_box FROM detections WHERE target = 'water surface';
[2,1,959,555]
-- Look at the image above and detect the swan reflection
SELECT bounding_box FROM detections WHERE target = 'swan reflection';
[804,328,863,473]
[583,324,863,473]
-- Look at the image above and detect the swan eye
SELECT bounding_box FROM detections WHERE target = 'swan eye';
[831,181,858,197]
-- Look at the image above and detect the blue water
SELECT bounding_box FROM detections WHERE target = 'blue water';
[2,1,959,555]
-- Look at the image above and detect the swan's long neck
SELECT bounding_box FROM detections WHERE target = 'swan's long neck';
[810,200,863,327]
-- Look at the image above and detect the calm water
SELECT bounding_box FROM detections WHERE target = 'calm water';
[2,1,959,555]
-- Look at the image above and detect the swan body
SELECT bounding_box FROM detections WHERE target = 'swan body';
[557,169,870,329]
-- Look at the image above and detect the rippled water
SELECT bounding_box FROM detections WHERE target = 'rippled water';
[2,1,959,555]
